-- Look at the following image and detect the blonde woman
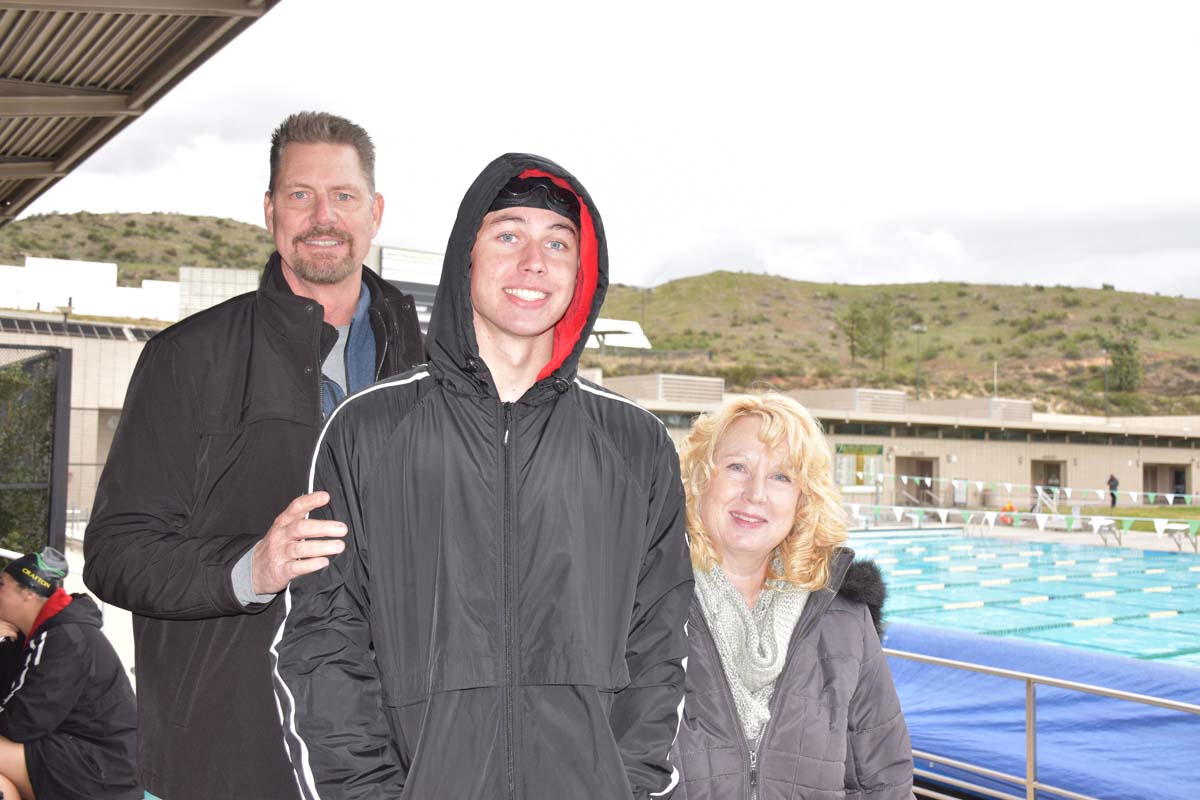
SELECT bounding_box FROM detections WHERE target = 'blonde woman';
[672,394,914,800]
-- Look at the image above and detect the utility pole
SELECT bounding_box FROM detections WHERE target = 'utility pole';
[1102,348,1110,419]
[911,323,927,400]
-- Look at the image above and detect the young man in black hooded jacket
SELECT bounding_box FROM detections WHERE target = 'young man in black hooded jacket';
[273,154,693,798]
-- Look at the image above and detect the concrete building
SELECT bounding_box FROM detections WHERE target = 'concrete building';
[0,311,156,525]
[614,376,1200,512]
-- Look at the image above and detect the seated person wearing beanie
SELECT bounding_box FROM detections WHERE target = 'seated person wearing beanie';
[0,547,139,800]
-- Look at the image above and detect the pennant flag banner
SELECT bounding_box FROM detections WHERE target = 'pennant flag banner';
[1153,518,1168,536]
[923,477,932,487]
[856,471,864,480]
[1065,515,1075,531]
[952,480,962,492]
[849,504,860,519]
[1064,488,1072,500]
[936,508,948,523]
[1129,492,1139,503]
[1189,521,1200,536]
[1147,493,1157,504]
[1004,483,1013,493]
[901,476,908,486]
[1166,494,1176,505]
[1013,512,1023,526]
[984,511,997,528]
[1090,517,1104,532]
[893,506,905,522]
[1035,514,1049,531]
[1095,489,1105,500]
[975,481,984,491]
[1122,518,1135,531]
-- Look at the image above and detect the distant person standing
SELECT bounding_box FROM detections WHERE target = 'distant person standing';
[83,112,424,799]
[0,547,140,800]
[1108,474,1120,508]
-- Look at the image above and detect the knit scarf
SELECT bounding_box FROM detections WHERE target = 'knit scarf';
[694,565,810,749]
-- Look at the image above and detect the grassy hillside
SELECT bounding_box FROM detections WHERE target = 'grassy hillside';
[592,273,1200,416]
[0,211,273,285]
[3,213,1196,415]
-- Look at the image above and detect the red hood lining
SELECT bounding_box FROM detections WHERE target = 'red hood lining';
[517,168,599,382]
[26,587,72,646]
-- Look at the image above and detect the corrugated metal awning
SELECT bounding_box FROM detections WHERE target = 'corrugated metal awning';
[0,0,277,226]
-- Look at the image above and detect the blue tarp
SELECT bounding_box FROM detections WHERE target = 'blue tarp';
[883,622,1200,800]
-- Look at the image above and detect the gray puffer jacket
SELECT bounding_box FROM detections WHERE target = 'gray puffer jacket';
[672,549,915,800]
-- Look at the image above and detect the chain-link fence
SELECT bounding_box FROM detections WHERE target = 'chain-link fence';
[0,344,71,556]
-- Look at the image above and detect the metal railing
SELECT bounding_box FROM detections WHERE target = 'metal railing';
[884,647,1200,800]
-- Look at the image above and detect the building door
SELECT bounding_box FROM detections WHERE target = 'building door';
[1030,460,1065,510]
[895,457,938,506]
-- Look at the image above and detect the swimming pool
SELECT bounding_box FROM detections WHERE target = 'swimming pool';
[851,528,1200,668]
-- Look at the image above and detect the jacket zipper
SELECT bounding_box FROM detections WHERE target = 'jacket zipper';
[311,309,324,421]
[694,569,846,800]
[501,401,516,799]
[370,306,388,381]
[753,593,835,799]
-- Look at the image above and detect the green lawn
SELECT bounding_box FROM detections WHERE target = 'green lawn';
[1079,504,1200,533]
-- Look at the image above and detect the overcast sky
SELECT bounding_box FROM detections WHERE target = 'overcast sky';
[23,0,1200,294]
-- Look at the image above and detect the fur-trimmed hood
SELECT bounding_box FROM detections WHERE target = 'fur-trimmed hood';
[829,550,888,637]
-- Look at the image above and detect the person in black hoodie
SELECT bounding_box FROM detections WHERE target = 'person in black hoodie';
[273,154,693,799]
[82,112,423,800]
[0,547,139,800]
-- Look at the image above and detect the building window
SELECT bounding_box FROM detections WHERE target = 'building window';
[941,427,988,440]
[895,425,940,439]
[654,412,698,429]
[834,444,884,487]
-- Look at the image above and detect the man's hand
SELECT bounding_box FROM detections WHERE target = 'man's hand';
[251,491,347,596]
[0,619,19,642]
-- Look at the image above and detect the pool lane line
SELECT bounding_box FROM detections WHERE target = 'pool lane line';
[891,581,1200,616]
[977,607,1200,637]
[886,557,1158,582]
[882,553,1189,581]
[889,569,1196,596]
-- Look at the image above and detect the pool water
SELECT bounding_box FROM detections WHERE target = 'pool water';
[851,528,1200,668]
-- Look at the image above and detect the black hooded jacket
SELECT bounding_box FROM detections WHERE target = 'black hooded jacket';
[0,593,140,800]
[83,256,423,799]
[273,154,693,799]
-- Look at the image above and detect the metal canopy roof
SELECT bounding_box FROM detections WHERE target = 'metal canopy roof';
[0,0,277,227]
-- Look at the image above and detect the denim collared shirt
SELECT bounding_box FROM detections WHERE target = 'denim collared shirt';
[320,281,377,418]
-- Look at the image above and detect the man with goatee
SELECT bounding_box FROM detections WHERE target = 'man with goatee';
[84,112,423,800]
